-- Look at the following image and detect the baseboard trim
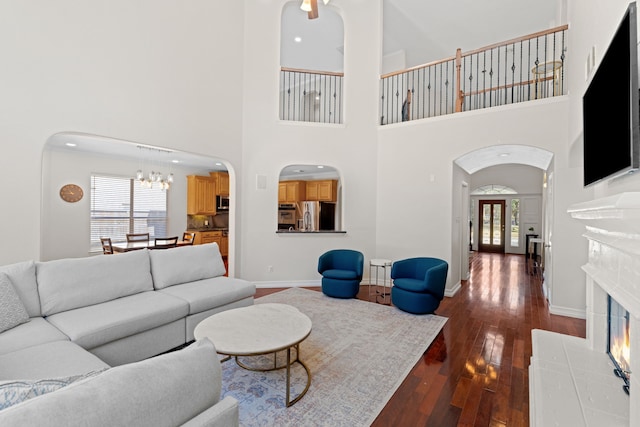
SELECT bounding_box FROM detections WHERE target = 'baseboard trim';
[445,281,462,297]
[548,304,586,319]
[255,279,322,289]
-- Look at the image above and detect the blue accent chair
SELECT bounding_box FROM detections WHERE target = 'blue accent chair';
[391,257,448,314]
[318,249,364,298]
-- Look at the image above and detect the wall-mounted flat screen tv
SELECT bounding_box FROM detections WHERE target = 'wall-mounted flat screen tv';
[583,2,640,187]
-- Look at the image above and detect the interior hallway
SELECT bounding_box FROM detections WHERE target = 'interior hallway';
[255,252,586,426]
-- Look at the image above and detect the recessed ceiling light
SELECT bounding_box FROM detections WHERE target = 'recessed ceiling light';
[172,160,180,164]
[499,153,510,157]
[294,36,302,43]
[215,162,222,166]
[65,142,77,147]
[317,165,324,169]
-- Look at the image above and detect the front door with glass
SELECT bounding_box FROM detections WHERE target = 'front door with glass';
[479,200,506,253]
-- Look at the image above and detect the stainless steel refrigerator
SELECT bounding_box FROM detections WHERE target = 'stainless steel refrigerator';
[301,201,336,231]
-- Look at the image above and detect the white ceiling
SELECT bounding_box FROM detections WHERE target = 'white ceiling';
[282,0,562,72]
[46,132,227,171]
[454,144,554,174]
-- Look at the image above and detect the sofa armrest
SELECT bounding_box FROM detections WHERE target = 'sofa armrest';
[181,396,239,427]
[0,339,222,427]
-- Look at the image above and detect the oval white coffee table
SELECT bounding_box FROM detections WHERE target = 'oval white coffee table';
[194,303,312,407]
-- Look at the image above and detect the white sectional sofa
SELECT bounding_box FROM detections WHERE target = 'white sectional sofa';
[0,243,255,426]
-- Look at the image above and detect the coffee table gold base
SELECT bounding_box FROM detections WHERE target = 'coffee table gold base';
[224,343,311,407]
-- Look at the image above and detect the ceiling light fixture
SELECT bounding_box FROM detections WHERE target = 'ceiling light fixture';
[301,0,329,20]
[134,145,174,190]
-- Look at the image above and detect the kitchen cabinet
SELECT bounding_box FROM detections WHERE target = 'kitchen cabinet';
[305,180,338,202]
[278,180,306,203]
[193,230,222,247]
[187,175,216,215]
[220,236,228,257]
[210,172,229,197]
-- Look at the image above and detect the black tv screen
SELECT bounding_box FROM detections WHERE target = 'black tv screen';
[583,2,640,187]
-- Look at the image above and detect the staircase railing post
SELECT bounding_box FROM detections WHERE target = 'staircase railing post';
[455,48,463,112]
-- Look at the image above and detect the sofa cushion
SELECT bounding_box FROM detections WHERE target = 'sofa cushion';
[0,341,110,381]
[0,338,223,427]
[0,317,69,356]
[37,250,154,316]
[0,261,40,317]
[0,273,29,333]
[159,276,256,315]
[0,369,106,410]
[150,243,226,290]
[45,291,189,350]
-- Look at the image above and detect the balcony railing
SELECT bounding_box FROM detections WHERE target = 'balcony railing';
[380,25,568,125]
[280,67,344,124]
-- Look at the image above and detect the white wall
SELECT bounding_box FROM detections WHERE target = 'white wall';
[471,164,543,193]
[567,0,640,196]
[377,99,575,295]
[0,1,245,266]
[239,0,381,283]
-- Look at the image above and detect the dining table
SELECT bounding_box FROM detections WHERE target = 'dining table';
[111,240,192,253]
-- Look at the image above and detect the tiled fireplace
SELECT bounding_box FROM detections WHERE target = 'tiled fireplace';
[530,192,640,426]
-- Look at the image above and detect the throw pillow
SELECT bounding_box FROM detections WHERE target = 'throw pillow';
[0,272,29,333]
[0,369,107,411]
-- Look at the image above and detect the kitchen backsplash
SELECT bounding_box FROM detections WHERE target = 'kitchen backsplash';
[187,212,229,230]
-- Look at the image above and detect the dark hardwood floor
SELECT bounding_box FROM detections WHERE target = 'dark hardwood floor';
[254,252,586,426]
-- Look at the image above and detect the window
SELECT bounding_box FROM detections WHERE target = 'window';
[90,175,167,250]
[471,185,517,195]
[511,198,520,247]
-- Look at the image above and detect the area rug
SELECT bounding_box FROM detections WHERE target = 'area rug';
[219,287,447,426]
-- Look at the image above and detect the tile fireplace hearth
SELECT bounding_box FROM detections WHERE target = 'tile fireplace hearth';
[530,192,640,426]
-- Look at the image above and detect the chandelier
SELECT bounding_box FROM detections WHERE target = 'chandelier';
[135,145,174,190]
[300,0,330,20]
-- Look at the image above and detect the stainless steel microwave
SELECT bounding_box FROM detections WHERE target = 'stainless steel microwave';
[216,195,229,211]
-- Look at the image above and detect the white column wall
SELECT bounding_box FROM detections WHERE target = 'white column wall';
[0,1,245,265]
[238,0,381,282]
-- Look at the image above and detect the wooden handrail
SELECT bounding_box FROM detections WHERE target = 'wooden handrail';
[379,25,568,79]
[381,55,456,79]
[461,24,569,58]
[281,67,344,77]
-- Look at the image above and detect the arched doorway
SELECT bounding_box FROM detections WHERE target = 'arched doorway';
[454,145,554,289]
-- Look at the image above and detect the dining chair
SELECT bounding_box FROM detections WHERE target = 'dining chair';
[100,237,114,255]
[153,236,179,249]
[126,233,150,243]
[182,232,196,245]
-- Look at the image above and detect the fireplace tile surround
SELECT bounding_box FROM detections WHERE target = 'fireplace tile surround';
[530,192,640,426]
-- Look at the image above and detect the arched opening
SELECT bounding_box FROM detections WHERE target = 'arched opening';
[280,1,344,123]
[277,164,342,232]
[41,132,235,274]
[453,144,554,292]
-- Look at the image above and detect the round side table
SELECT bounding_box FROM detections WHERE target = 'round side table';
[369,258,392,304]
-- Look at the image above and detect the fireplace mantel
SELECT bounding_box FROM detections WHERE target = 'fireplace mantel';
[529,192,640,426]
[568,192,640,322]
[567,192,640,235]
